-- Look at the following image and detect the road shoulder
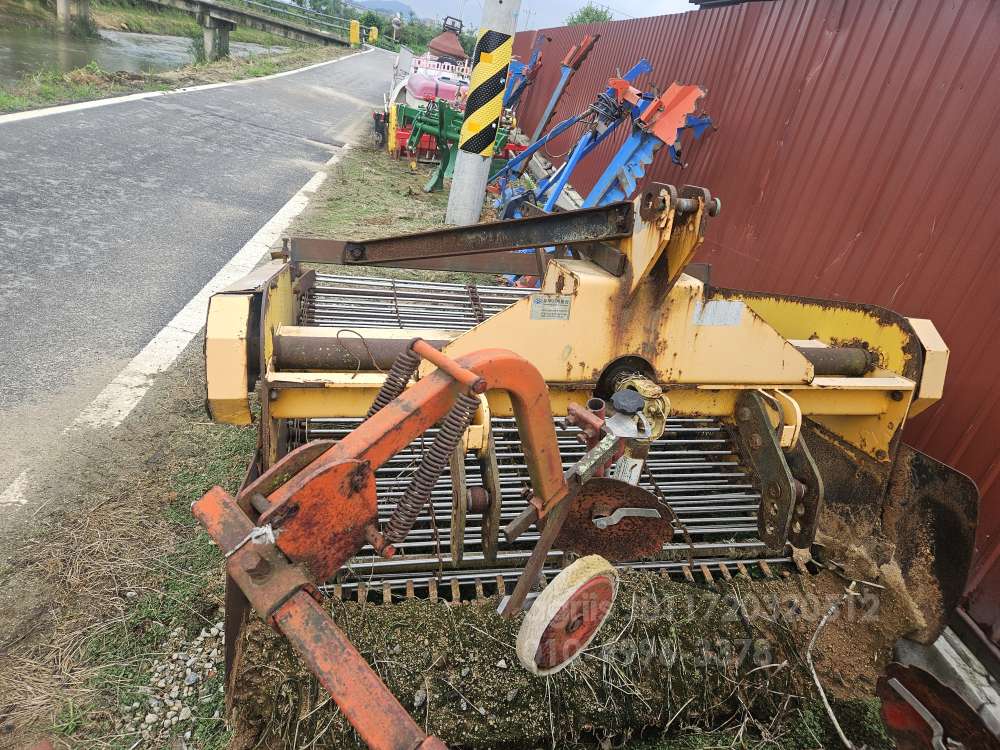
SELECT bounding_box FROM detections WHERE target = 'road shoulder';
[0,45,371,121]
[0,146,454,749]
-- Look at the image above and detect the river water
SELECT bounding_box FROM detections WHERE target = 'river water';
[0,28,287,85]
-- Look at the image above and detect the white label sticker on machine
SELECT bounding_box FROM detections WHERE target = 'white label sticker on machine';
[693,299,744,326]
[529,294,572,320]
[610,456,644,485]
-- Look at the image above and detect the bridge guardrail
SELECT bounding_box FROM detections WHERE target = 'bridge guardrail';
[221,0,363,38]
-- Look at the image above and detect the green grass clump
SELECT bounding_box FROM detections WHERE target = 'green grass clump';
[91,0,292,46]
[240,56,280,77]
[81,422,255,750]
[626,698,891,749]
[0,44,344,113]
[0,90,30,110]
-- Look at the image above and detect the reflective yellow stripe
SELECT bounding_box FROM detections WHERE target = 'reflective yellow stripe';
[459,29,513,155]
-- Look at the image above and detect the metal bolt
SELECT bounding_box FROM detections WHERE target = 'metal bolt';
[767,482,781,499]
[268,388,279,401]
[347,244,366,261]
[890,390,904,401]
[737,407,751,423]
[749,433,763,450]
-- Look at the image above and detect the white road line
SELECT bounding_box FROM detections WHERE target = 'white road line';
[70,147,346,431]
[0,47,378,126]
[2,147,347,507]
[0,471,30,507]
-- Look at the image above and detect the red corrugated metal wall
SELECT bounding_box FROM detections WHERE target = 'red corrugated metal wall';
[513,0,1000,576]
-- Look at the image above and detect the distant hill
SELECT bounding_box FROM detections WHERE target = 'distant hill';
[354,0,413,16]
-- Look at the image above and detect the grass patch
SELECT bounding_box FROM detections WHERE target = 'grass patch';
[0,45,347,113]
[91,0,293,46]
[289,146,498,285]
[0,340,257,748]
[80,421,255,749]
[0,0,55,28]
[1,0,291,43]
[626,698,890,749]
[240,57,279,77]
[0,62,159,112]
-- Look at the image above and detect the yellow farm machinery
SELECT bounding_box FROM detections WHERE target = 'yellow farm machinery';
[196,183,981,748]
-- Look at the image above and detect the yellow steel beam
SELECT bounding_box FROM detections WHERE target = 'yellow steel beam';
[906,317,949,417]
[206,293,253,425]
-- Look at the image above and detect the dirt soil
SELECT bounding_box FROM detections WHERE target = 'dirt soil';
[228,566,903,749]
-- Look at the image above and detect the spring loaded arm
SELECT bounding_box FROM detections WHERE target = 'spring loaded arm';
[192,346,572,748]
[194,487,446,750]
[261,346,567,523]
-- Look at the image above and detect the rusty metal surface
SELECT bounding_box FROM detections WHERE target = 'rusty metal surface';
[262,459,379,583]
[513,0,1000,634]
[196,485,447,748]
[289,237,542,275]
[288,202,633,268]
[883,444,979,644]
[795,345,875,377]
[554,477,673,560]
[274,592,445,750]
[273,332,450,371]
[877,663,1000,749]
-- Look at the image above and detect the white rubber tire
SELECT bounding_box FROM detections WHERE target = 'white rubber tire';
[515,555,618,676]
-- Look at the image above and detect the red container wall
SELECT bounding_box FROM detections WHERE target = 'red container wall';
[513,0,1000,578]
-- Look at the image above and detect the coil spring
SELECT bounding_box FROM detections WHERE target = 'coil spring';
[384,391,481,544]
[366,348,420,419]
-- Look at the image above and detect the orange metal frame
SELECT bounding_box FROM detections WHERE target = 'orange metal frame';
[193,345,570,750]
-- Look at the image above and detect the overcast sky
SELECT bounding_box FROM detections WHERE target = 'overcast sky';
[407,0,696,33]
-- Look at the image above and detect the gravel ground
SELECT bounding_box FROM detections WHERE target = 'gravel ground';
[117,623,225,743]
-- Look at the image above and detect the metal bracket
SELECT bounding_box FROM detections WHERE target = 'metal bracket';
[735,390,796,550]
[285,202,634,274]
[592,507,662,529]
[785,433,824,549]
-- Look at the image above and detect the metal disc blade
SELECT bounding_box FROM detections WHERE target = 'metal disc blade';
[554,477,674,561]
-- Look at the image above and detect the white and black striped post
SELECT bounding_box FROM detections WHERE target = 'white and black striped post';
[445,0,522,225]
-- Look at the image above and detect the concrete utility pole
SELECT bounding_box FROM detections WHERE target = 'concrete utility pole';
[445,0,521,225]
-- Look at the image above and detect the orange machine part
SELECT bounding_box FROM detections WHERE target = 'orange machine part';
[639,83,706,145]
[193,346,572,750]
[276,592,448,750]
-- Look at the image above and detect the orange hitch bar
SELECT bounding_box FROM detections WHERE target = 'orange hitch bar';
[192,345,570,750]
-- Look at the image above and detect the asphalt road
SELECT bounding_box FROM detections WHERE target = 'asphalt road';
[0,48,393,491]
